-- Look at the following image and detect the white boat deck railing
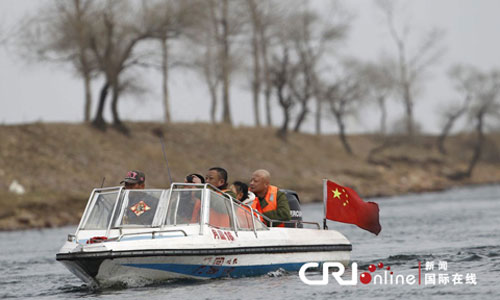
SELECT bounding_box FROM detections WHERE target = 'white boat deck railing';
[116,229,188,241]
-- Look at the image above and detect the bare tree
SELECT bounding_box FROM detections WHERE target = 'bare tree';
[448,67,500,179]
[357,58,395,135]
[88,1,157,132]
[316,60,367,154]
[186,0,245,125]
[182,1,220,123]
[19,0,97,122]
[246,0,289,128]
[376,0,444,136]
[219,0,232,125]
[258,5,274,127]
[210,0,246,125]
[269,46,296,140]
[437,65,473,154]
[290,3,349,134]
[247,0,263,127]
[145,0,195,123]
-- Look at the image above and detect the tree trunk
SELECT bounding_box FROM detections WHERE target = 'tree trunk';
[378,96,387,135]
[259,22,272,127]
[315,97,321,135]
[207,83,217,123]
[110,80,128,134]
[74,0,92,122]
[252,75,262,127]
[277,106,290,140]
[161,37,171,123]
[92,81,109,130]
[465,112,485,177]
[293,101,308,132]
[83,71,92,122]
[437,102,468,154]
[437,111,461,154]
[202,32,218,124]
[220,0,232,126]
[403,82,414,136]
[248,0,261,127]
[334,111,353,154]
[264,84,272,126]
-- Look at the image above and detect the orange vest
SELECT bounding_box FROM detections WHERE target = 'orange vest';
[251,185,285,227]
[191,199,231,228]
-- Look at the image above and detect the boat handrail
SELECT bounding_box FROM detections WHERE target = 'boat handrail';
[76,184,322,242]
[249,208,321,229]
[116,229,188,241]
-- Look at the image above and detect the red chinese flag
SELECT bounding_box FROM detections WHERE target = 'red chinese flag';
[325,180,381,235]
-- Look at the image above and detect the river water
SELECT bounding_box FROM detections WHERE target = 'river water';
[1,185,499,299]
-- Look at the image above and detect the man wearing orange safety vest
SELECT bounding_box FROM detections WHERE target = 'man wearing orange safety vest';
[249,169,291,227]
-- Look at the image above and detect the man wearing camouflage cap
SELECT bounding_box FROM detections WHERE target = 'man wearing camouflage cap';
[120,170,146,189]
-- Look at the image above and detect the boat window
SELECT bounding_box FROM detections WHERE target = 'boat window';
[164,189,203,225]
[120,190,162,226]
[207,191,234,229]
[234,204,267,231]
[82,191,119,230]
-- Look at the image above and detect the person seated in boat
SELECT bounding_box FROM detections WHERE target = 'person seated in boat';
[205,167,236,198]
[178,173,205,223]
[230,181,256,205]
[249,169,291,227]
[120,170,146,189]
[119,170,157,225]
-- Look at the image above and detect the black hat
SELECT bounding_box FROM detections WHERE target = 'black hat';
[120,170,146,184]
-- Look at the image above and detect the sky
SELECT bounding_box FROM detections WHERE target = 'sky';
[1,0,500,134]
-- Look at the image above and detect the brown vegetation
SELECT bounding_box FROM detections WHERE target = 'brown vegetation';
[1,122,499,230]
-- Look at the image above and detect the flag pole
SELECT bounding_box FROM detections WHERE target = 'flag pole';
[323,179,328,230]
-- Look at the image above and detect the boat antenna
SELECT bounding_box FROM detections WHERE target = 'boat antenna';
[152,127,173,185]
[100,177,106,188]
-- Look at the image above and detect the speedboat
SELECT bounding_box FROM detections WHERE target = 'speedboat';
[56,183,352,287]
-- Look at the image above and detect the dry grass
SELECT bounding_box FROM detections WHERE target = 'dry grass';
[1,122,499,230]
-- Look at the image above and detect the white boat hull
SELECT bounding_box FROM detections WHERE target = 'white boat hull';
[57,226,351,286]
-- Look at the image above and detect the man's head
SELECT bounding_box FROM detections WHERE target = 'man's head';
[205,167,228,190]
[120,170,146,189]
[249,169,271,197]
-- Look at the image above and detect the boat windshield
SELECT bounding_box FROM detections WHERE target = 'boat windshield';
[207,191,234,229]
[164,189,204,225]
[78,184,268,233]
[82,190,121,230]
[119,190,163,226]
[233,202,266,231]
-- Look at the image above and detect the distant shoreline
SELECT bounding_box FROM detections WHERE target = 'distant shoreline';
[1,122,499,230]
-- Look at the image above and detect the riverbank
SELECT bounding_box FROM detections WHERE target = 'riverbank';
[1,122,499,230]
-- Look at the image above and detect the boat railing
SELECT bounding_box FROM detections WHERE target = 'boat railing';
[171,183,321,230]
[169,182,268,238]
[116,229,188,241]
[74,183,322,243]
[254,211,321,229]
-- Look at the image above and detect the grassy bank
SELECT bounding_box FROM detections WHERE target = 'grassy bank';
[1,122,499,230]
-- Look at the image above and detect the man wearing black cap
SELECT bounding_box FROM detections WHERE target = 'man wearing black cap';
[121,170,146,189]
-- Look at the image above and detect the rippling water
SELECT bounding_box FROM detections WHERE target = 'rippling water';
[1,185,499,299]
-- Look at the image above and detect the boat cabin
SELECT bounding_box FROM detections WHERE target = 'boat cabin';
[71,183,279,243]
